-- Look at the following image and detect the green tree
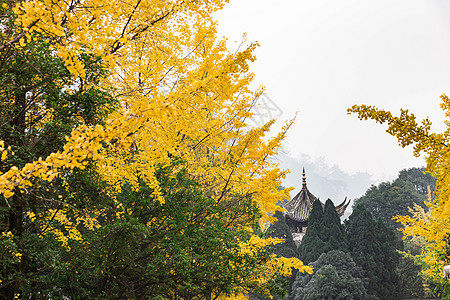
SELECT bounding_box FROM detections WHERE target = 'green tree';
[354,178,427,230]
[1,0,312,297]
[291,250,373,300]
[396,248,434,299]
[345,205,401,300]
[321,199,348,253]
[298,199,324,264]
[270,211,299,298]
[398,167,436,196]
[299,199,347,264]
[354,167,436,298]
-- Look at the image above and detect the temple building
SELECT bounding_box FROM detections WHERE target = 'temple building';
[284,168,350,245]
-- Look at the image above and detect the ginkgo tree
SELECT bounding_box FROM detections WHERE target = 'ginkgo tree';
[348,95,450,288]
[0,0,311,298]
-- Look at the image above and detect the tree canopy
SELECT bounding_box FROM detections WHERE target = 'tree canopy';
[268,211,299,260]
[0,0,312,298]
[354,175,428,230]
[398,167,436,196]
[291,250,373,300]
[249,211,300,300]
[353,167,437,297]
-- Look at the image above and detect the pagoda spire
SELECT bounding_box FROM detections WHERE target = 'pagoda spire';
[302,167,307,190]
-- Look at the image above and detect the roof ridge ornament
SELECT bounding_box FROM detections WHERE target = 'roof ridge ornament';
[302,167,307,190]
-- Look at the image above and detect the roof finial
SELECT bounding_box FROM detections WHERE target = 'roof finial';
[302,167,307,189]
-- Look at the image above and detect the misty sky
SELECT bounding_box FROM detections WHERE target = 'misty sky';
[214,0,450,183]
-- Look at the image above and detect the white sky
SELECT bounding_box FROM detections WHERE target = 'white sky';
[214,0,450,181]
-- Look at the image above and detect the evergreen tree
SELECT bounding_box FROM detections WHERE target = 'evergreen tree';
[354,167,434,298]
[322,199,348,254]
[298,199,324,264]
[345,205,401,300]
[291,250,374,300]
[299,199,347,264]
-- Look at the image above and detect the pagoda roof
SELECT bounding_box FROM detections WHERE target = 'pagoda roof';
[284,168,350,222]
[284,168,317,222]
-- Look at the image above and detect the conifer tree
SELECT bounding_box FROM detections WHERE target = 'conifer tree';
[270,211,299,297]
[322,199,348,253]
[299,199,347,264]
[345,204,401,300]
[348,100,450,282]
[298,199,324,264]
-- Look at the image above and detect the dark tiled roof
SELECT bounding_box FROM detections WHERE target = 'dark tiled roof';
[284,168,317,222]
[284,187,317,221]
[284,168,350,221]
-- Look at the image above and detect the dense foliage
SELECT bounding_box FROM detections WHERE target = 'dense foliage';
[322,199,348,253]
[345,204,401,300]
[398,167,437,196]
[268,211,299,260]
[299,199,348,264]
[291,250,372,300]
[0,18,116,297]
[354,167,434,230]
[0,0,313,298]
[268,211,299,297]
[48,163,283,299]
[298,200,324,264]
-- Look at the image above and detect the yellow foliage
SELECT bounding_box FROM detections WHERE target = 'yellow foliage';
[1,231,22,263]
[348,94,450,280]
[27,208,101,250]
[1,0,309,294]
